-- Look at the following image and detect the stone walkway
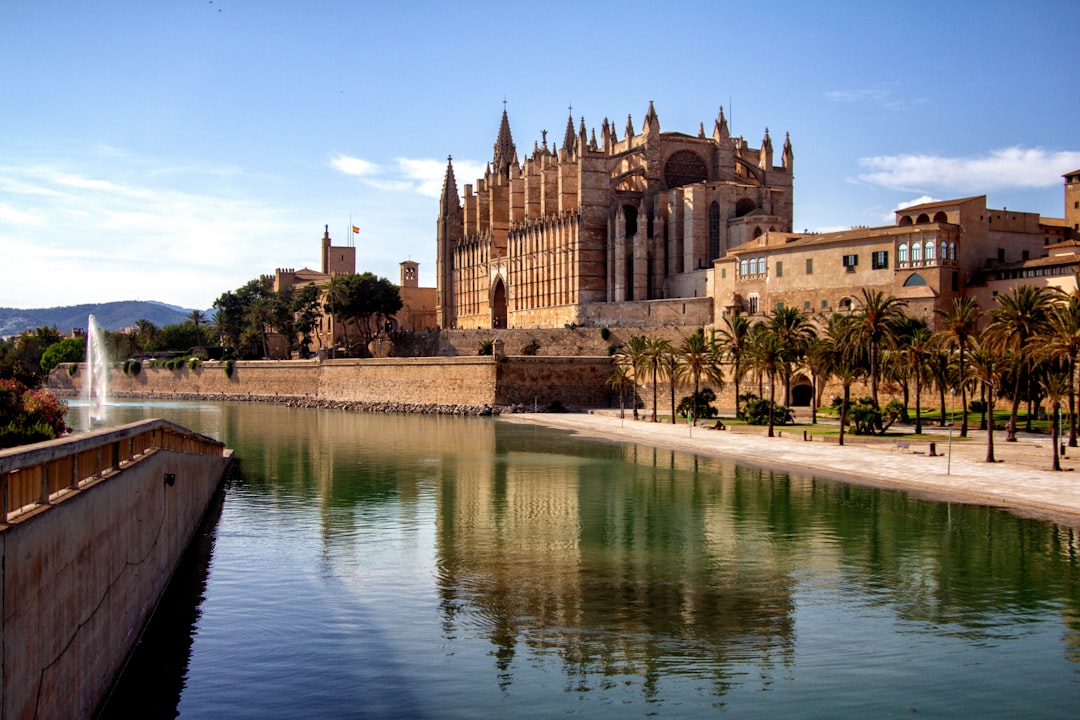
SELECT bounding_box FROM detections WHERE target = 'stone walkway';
[501,412,1080,526]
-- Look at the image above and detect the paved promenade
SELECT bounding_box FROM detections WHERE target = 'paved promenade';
[503,412,1080,526]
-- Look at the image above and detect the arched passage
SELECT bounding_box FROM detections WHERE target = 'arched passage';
[491,278,507,329]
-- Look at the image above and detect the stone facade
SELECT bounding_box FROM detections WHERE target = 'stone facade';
[436,103,794,330]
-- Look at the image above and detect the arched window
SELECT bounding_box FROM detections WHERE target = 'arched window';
[747,293,760,315]
[748,258,757,275]
[709,202,721,260]
[758,257,766,274]
[753,226,763,239]
[911,241,923,264]
[740,259,748,276]
[898,243,909,266]
[941,241,948,262]
[899,216,914,226]
[735,198,756,217]
[933,211,948,223]
[925,241,935,263]
[949,242,956,261]
[916,213,930,224]
[904,273,928,287]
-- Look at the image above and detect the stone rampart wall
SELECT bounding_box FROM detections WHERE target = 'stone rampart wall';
[1,426,229,719]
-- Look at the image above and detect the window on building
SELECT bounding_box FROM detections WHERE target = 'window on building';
[821,299,829,309]
[842,254,858,272]
[898,243,909,267]
[758,257,766,274]
[776,261,783,277]
[952,271,959,291]
[871,250,888,269]
[1022,250,1030,260]
[708,202,721,260]
[925,241,935,263]
[749,258,757,275]
[721,267,727,278]
[804,301,811,310]
[806,258,813,274]
[740,259,748,276]
[840,297,852,310]
[998,248,1005,263]
[911,242,922,264]
[776,301,785,310]
[949,242,956,261]
[747,293,759,315]
[941,241,947,261]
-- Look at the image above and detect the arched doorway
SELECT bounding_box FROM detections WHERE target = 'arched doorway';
[791,382,813,407]
[491,278,507,329]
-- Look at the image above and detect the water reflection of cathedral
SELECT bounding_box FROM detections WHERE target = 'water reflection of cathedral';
[433,425,798,692]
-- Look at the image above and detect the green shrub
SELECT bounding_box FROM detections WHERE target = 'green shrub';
[744,398,794,426]
[188,357,201,370]
[599,327,610,340]
[677,388,718,420]
[477,339,495,356]
[224,359,235,378]
[67,363,77,376]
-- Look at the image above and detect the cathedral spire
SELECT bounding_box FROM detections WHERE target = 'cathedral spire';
[643,101,659,135]
[782,131,794,171]
[759,128,774,170]
[562,106,576,156]
[625,114,635,140]
[440,156,461,212]
[492,107,517,176]
[713,106,730,141]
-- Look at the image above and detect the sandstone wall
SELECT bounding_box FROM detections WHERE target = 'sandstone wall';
[1,424,229,719]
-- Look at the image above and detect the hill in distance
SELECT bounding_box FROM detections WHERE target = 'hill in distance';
[0,301,207,337]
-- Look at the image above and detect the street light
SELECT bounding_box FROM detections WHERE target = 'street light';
[948,388,955,475]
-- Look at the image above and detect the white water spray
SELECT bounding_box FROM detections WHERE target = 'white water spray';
[85,314,109,423]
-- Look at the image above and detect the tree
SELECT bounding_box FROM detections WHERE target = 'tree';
[716,314,751,418]
[850,289,907,406]
[747,327,786,437]
[614,336,648,420]
[969,346,1000,463]
[0,378,69,448]
[1035,295,1080,447]
[642,338,673,422]
[766,305,816,405]
[984,285,1055,441]
[824,313,866,447]
[935,296,981,437]
[675,329,724,428]
[292,284,323,357]
[607,363,633,419]
[898,324,934,434]
[324,275,355,353]
[1040,365,1070,471]
[1,327,64,387]
[40,337,86,373]
[133,319,159,353]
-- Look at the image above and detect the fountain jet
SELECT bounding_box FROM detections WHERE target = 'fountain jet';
[85,314,109,423]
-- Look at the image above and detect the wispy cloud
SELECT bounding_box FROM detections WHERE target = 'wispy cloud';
[857,147,1080,192]
[331,155,487,198]
[824,85,923,111]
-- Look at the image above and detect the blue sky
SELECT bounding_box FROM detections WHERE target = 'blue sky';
[2,0,1077,311]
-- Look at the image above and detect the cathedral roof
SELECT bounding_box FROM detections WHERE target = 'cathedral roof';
[440,156,461,209]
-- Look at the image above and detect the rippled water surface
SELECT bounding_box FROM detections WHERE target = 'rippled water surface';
[74,400,1080,719]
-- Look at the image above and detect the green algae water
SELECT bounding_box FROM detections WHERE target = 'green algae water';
[74,400,1080,719]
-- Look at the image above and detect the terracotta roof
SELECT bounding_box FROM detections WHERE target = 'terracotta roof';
[1040,217,1069,228]
[894,195,985,213]
[724,223,955,255]
[993,252,1080,271]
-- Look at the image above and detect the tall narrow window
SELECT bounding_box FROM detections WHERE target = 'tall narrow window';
[806,258,813,274]
[925,241,935,263]
[708,202,721,260]
[898,243,909,267]
[911,242,922,264]
[776,261,783,277]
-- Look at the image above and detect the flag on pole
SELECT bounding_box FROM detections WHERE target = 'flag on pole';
[351,225,360,234]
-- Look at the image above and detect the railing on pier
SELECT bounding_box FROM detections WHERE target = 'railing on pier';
[0,419,226,524]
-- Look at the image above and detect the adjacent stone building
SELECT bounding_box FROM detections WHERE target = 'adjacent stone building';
[436,103,794,329]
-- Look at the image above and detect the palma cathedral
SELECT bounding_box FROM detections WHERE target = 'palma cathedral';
[436,102,794,329]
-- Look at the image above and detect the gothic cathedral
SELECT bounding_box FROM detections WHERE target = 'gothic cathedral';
[436,102,793,329]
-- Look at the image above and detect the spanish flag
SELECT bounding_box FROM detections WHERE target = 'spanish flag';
[352,225,360,234]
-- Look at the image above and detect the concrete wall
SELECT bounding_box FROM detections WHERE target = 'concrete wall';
[1,423,230,720]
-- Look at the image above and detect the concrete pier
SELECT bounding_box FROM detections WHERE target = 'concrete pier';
[0,420,231,720]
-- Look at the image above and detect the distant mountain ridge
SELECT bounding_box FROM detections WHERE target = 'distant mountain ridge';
[0,301,203,336]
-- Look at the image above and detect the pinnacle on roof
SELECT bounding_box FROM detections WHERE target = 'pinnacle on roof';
[643,101,659,134]
[440,155,460,210]
[562,111,576,155]
[713,106,729,140]
[492,108,517,175]
[625,114,635,139]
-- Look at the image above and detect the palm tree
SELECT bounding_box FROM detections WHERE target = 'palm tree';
[969,345,1000,463]
[802,336,833,424]
[245,296,274,358]
[767,305,816,405]
[1036,295,1080,447]
[675,329,724,427]
[715,314,751,419]
[660,345,680,425]
[935,296,981,437]
[984,285,1055,441]
[614,336,649,420]
[133,318,158,354]
[749,329,786,437]
[824,313,865,447]
[607,363,634,419]
[850,289,908,406]
[1040,364,1070,471]
[900,325,935,434]
[642,338,674,422]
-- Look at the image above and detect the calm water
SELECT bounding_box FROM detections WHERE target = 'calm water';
[70,400,1080,719]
